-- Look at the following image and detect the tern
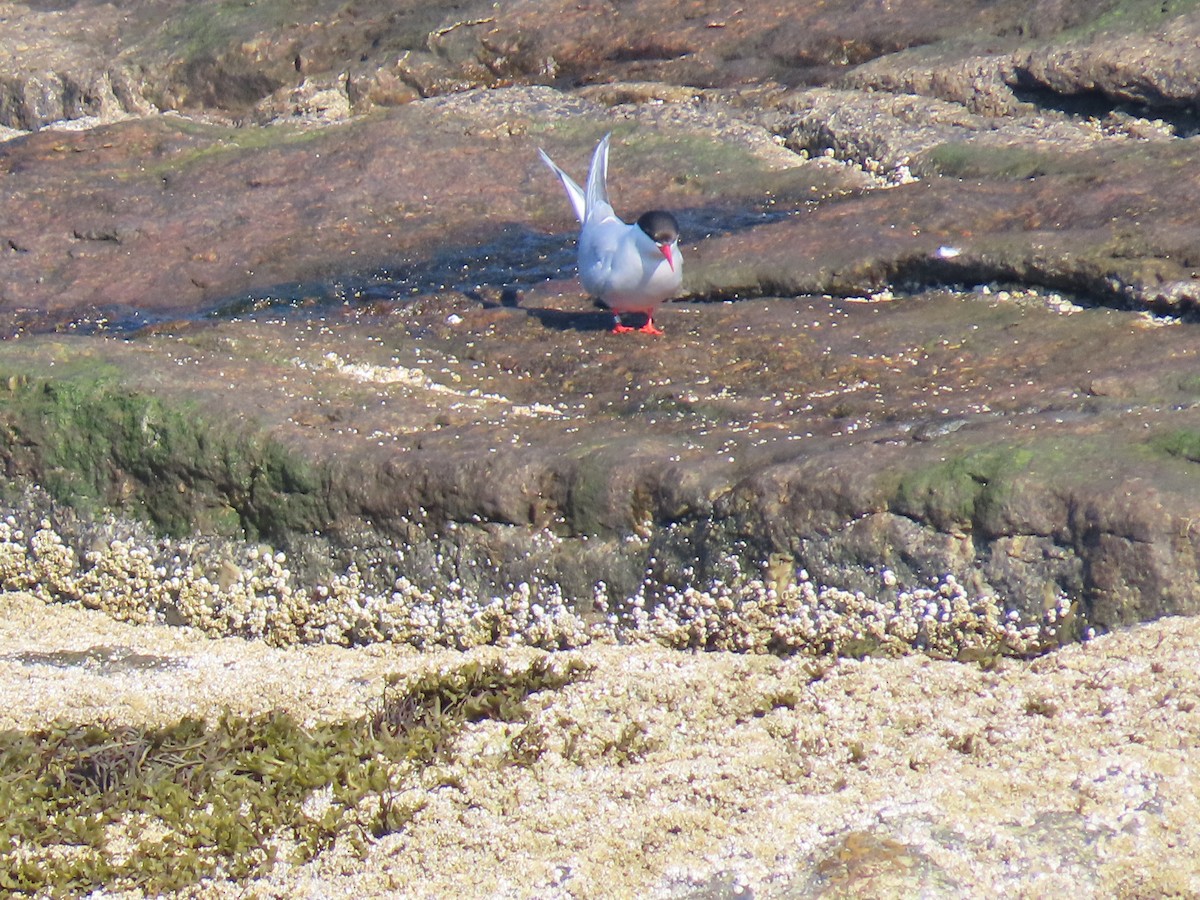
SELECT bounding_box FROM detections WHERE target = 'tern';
[538,133,682,335]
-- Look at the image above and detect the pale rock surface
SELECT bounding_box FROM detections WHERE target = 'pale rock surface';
[2,590,1198,898]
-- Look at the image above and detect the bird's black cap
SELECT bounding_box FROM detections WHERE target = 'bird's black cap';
[636,210,679,245]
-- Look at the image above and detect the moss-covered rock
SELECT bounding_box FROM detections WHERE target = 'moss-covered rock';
[0,373,327,540]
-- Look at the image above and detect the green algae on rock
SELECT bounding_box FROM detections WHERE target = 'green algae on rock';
[891,445,1037,533]
[0,655,590,896]
[0,372,328,540]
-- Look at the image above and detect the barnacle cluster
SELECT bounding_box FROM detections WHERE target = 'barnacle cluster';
[611,568,1070,659]
[0,508,1071,658]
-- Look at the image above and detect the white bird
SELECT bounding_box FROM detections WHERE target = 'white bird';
[538,133,682,335]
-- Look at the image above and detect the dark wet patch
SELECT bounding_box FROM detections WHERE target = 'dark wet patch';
[188,205,799,325]
[204,227,577,321]
[9,645,181,673]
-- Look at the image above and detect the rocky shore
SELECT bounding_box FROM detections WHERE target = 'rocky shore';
[4,0,1200,894]
[4,590,1200,897]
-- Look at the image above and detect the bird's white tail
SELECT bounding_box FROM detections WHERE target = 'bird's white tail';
[537,148,587,224]
[584,132,612,222]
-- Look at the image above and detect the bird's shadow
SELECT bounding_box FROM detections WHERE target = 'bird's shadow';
[464,286,616,332]
[521,306,617,332]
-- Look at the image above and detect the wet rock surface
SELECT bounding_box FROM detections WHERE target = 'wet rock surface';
[3,1,1200,635]
[2,281,1198,636]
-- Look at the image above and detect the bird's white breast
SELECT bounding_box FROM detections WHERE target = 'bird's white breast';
[579,216,682,311]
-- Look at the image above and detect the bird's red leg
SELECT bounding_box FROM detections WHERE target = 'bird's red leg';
[637,315,664,336]
[612,313,662,335]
